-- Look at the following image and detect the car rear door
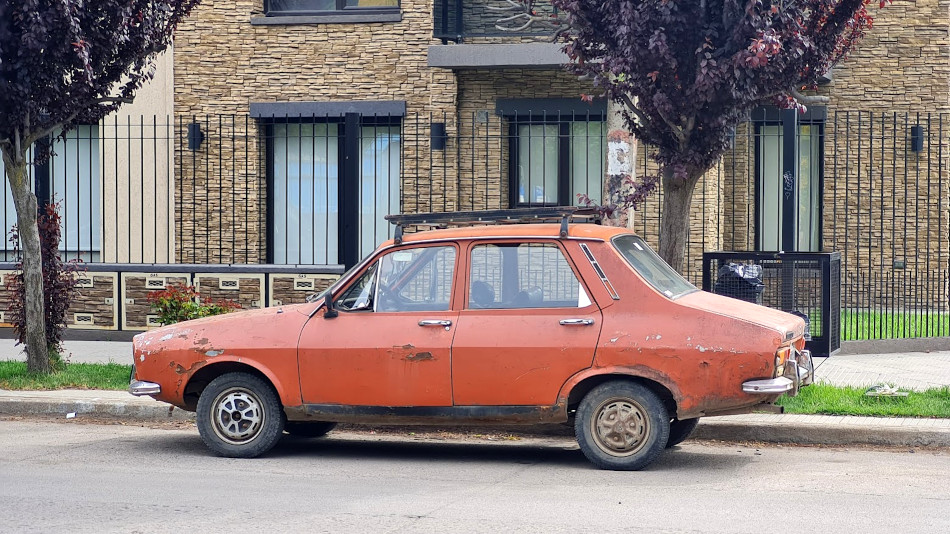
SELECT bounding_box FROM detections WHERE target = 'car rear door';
[450,240,603,406]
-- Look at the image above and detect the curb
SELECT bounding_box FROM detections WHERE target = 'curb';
[2,395,949,449]
[0,397,195,422]
[693,419,950,448]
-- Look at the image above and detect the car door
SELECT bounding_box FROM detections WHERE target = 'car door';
[451,240,603,406]
[297,244,459,407]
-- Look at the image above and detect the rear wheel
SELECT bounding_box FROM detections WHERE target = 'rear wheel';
[285,421,337,438]
[666,418,700,448]
[196,372,284,458]
[574,381,669,471]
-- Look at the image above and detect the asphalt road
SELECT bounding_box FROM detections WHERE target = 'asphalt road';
[1,418,948,533]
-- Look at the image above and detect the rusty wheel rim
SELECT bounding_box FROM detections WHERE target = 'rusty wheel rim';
[590,397,650,457]
[210,387,265,445]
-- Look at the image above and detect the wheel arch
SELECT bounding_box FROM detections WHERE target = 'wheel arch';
[565,372,678,420]
[183,361,282,412]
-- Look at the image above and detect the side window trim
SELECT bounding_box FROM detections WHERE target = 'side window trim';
[580,243,620,300]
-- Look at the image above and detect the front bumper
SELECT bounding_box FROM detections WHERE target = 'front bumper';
[129,380,161,396]
[742,349,814,396]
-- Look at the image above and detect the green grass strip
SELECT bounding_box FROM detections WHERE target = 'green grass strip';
[0,360,131,391]
[777,383,950,418]
[840,310,950,341]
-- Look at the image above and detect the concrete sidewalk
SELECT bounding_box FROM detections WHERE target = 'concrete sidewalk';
[2,338,950,448]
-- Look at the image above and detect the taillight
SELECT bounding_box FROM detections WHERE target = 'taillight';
[774,347,791,377]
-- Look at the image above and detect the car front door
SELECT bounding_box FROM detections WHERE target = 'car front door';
[297,244,459,407]
[451,241,603,406]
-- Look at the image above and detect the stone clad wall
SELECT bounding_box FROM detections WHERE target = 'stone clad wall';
[821,1,950,112]
[174,0,457,262]
[817,0,950,279]
[718,0,950,310]
[452,69,597,210]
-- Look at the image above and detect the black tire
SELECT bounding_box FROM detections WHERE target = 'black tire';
[284,421,338,438]
[196,372,285,458]
[666,418,700,448]
[574,381,670,471]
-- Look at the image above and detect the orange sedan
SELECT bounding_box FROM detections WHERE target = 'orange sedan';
[130,209,813,470]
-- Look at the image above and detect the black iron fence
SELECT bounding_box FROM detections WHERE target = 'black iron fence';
[1,110,947,341]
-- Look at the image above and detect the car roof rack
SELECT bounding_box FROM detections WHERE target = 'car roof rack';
[385,206,601,244]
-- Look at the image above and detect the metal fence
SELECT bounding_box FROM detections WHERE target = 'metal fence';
[1,110,947,341]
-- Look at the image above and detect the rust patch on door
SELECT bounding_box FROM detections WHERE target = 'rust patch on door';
[405,351,435,362]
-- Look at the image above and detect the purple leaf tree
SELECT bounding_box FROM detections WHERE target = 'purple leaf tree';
[0,1,200,373]
[549,0,889,272]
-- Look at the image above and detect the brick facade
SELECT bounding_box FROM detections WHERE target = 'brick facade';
[174,0,457,262]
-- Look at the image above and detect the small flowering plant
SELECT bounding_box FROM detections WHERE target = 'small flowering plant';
[146,283,239,325]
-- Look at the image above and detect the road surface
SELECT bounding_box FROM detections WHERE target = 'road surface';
[1,417,947,533]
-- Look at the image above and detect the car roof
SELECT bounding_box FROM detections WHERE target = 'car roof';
[380,223,635,247]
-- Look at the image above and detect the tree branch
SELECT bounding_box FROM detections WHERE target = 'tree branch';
[789,86,830,105]
[491,0,569,40]
[616,93,652,131]
[29,96,134,145]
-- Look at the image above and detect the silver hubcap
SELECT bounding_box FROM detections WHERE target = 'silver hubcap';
[591,397,649,457]
[211,388,265,445]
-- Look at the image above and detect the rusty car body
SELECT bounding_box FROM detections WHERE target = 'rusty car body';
[130,208,813,470]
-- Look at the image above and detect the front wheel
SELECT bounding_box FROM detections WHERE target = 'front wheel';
[197,372,285,458]
[574,381,669,471]
[666,418,700,448]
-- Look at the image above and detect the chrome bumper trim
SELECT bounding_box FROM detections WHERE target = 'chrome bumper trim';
[743,348,814,397]
[797,349,815,387]
[742,377,794,394]
[129,380,161,396]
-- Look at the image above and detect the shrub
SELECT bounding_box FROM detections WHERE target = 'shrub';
[6,201,85,371]
[146,283,240,325]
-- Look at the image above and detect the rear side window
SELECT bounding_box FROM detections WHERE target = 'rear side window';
[468,243,591,309]
[612,235,696,299]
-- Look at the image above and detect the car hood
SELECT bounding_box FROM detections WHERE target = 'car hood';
[133,302,317,355]
[677,290,806,342]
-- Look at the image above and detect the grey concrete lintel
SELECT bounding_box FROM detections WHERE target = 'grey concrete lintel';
[428,43,568,69]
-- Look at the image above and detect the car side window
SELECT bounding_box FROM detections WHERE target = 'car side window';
[335,262,380,312]
[337,245,457,313]
[468,243,591,309]
[378,246,456,312]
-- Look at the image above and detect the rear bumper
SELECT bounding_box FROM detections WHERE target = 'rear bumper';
[742,349,813,396]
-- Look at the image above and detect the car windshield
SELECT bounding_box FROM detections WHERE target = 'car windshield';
[612,234,696,299]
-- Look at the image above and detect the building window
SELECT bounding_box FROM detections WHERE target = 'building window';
[266,116,400,267]
[264,0,398,15]
[754,108,824,252]
[270,122,340,266]
[509,117,605,208]
[1,125,101,262]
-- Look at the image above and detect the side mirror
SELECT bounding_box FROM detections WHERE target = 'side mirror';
[323,293,338,319]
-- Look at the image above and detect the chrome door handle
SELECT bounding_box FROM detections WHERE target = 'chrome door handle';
[559,318,594,326]
[419,320,452,327]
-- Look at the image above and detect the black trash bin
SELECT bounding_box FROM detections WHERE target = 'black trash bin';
[713,263,765,305]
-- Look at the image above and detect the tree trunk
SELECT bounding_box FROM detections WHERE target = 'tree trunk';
[658,167,702,274]
[4,157,50,374]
